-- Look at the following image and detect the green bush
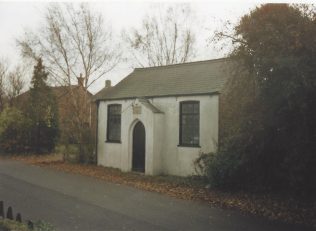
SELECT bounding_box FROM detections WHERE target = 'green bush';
[0,106,59,154]
[0,219,29,231]
[198,127,316,197]
[195,150,244,190]
[0,219,55,231]
[0,107,32,153]
[33,220,55,231]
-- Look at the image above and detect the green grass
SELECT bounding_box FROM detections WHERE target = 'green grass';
[0,219,56,231]
[0,219,29,231]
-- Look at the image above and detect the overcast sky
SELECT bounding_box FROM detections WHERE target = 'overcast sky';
[0,0,307,93]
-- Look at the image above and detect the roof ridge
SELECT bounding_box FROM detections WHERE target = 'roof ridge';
[134,57,229,71]
[94,57,231,101]
[49,84,78,88]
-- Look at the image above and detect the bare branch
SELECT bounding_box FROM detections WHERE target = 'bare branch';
[17,3,121,157]
[124,4,196,67]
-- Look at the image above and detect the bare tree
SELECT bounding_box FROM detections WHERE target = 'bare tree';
[124,4,196,67]
[18,3,121,162]
[19,3,120,89]
[0,60,26,110]
[6,65,25,106]
[0,60,8,112]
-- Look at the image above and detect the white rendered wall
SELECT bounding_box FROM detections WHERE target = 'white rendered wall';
[97,94,219,176]
[151,95,219,176]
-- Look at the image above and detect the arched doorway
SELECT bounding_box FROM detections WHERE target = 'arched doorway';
[132,121,145,172]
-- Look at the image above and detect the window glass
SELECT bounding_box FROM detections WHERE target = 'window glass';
[180,101,199,146]
[107,104,121,142]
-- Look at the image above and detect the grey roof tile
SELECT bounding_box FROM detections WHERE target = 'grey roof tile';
[94,58,231,101]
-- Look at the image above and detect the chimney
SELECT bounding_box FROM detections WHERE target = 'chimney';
[77,73,84,87]
[105,80,111,88]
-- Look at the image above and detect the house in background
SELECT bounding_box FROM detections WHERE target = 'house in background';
[15,77,96,143]
[93,58,231,176]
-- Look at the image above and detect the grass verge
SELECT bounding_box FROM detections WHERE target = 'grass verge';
[0,219,29,231]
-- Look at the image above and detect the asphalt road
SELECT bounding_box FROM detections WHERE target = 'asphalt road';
[0,160,312,231]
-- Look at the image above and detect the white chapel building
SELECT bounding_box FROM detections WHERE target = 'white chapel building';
[94,58,230,176]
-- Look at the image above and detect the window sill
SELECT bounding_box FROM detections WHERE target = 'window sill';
[177,144,201,148]
[105,140,121,144]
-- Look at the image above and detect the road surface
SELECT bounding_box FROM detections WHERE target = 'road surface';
[0,160,311,231]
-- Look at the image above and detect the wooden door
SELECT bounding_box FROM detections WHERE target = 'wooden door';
[132,121,145,172]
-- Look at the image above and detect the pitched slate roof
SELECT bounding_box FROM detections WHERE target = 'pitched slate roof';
[94,58,231,101]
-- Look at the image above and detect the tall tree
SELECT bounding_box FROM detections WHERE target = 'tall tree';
[28,58,58,153]
[124,5,196,67]
[18,3,120,161]
[208,4,316,196]
[19,3,120,89]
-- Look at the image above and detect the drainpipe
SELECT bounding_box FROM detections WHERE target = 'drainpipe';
[95,100,99,164]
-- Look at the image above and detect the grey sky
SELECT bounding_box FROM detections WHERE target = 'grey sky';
[0,1,264,93]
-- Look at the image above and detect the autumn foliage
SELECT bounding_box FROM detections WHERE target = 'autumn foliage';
[204,4,316,198]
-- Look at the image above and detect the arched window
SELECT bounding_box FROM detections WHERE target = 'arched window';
[107,104,122,142]
[179,101,200,146]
